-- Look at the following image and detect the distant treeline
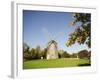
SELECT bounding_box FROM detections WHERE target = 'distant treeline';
[23,43,91,61]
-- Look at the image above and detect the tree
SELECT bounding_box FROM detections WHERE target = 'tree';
[23,43,31,60]
[23,42,30,54]
[58,50,70,58]
[30,48,36,59]
[35,45,42,59]
[66,13,91,48]
[88,51,91,59]
[42,48,47,59]
[71,53,78,58]
[78,50,89,59]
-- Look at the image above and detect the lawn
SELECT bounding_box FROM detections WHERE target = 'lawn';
[23,58,90,69]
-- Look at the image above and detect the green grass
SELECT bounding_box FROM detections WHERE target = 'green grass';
[23,58,90,69]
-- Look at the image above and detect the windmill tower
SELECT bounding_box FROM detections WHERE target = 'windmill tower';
[46,40,58,59]
[42,28,59,59]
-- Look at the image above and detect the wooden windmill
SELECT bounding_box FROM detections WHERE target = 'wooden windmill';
[42,24,70,60]
[42,28,59,59]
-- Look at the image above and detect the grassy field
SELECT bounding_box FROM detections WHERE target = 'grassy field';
[23,58,90,69]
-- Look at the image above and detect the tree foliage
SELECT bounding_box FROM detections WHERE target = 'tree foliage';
[70,53,78,58]
[23,43,45,60]
[78,50,91,59]
[66,13,91,48]
[58,50,70,58]
[23,43,32,60]
[23,42,30,54]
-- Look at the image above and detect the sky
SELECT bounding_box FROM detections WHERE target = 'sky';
[23,10,90,54]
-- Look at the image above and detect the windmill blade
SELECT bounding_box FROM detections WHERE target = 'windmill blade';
[42,27,52,41]
[53,25,69,40]
[53,32,64,40]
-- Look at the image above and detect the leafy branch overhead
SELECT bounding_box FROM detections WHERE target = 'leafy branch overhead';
[66,13,91,48]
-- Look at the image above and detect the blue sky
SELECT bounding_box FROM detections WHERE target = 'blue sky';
[23,10,89,54]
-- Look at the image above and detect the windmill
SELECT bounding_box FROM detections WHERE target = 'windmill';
[42,27,66,60]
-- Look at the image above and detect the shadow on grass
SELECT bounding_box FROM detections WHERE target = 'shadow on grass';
[78,63,91,66]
